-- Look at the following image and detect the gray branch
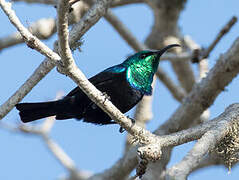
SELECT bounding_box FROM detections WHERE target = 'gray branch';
[0,0,114,119]
[165,104,239,180]
[157,36,239,134]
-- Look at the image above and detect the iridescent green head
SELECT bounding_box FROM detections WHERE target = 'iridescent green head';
[123,44,180,95]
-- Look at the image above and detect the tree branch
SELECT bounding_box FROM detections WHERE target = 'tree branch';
[97,35,239,180]
[0,0,60,60]
[110,0,144,7]
[104,10,147,51]
[203,16,237,59]
[56,0,158,146]
[0,0,60,119]
[0,0,114,119]
[0,1,89,51]
[157,36,239,134]
[165,104,239,179]
[12,0,57,5]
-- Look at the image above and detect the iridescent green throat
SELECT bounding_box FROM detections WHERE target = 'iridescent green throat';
[123,52,159,95]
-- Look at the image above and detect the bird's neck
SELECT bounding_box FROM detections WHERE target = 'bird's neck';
[126,63,157,95]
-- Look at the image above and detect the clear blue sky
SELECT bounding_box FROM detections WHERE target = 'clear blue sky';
[0,0,239,179]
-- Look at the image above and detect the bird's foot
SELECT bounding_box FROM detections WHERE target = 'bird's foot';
[119,126,125,133]
[119,116,136,133]
[102,92,111,104]
[128,116,136,124]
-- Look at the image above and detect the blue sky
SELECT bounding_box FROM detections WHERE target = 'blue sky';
[0,0,239,179]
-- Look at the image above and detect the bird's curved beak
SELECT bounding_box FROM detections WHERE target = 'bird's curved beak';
[155,44,180,59]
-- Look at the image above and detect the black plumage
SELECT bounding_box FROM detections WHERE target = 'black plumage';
[16,44,180,125]
[16,69,143,125]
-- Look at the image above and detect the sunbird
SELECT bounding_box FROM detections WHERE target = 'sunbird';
[16,44,180,125]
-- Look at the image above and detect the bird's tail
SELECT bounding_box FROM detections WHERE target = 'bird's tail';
[16,98,79,123]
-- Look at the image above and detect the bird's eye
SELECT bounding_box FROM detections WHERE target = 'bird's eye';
[140,54,147,59]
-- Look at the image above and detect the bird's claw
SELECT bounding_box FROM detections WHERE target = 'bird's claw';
[119,127,125,133]
[119,116,136,133]
[128,116,136,125]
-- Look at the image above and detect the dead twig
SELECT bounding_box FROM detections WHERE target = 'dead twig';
[192,16,237,63]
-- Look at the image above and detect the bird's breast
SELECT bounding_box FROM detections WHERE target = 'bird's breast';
[98,76,144,113]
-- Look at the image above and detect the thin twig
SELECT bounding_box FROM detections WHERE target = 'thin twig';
[203,16,237,59]
[88,147,138,180]
[41,133,78,174]
[0,0,61,61]
[69,0,112,50]
[12,0,57,5]
[1,89,79,175]
[0,2,89,51]
[104,10,147,51]
[0,0,110,120]
[188,16,238,63]
[111,0,144,7]
[0,120,79,175]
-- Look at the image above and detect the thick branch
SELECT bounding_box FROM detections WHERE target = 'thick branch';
[165,104,239,179]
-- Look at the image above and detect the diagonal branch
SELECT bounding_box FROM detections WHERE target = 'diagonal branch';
[165,104,239,179]
[202,16,237,59]
[12,0,57,5]
[0,0,60,61]
[93,35,239,180]
[0,0,60,119]
[56,0,157,144]
[69,0,112,50]
[110,0,144,7]
[0,0,115,120]
[0,2,88,51]
[104,10,147,51]
[0,58,55,119]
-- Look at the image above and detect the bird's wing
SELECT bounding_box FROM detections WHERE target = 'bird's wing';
[66,65,126,97]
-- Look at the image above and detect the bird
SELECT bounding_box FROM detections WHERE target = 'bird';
[16,44,180,126]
